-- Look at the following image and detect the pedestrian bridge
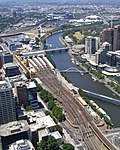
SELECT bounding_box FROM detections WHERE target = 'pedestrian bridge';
[60,67,88,74]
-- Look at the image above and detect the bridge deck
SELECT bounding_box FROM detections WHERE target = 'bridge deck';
[83,89,120,106]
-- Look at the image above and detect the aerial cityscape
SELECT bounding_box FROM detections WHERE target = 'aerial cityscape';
[0,0,120,150]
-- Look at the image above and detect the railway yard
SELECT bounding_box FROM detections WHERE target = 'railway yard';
[15,53,118,150]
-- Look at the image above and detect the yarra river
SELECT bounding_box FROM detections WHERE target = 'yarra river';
[46,32,120,128]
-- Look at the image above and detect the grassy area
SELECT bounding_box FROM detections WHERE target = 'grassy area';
[101,144,108,150]
[73,32,85,41]
[59,36,70,47]
[25,29,39,38]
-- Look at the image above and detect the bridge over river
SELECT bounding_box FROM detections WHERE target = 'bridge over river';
[60,67,88,74]
[83,89,120,106]
[44,46,70,53]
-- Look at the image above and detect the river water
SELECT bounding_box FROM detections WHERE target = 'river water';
[46,32,120,127]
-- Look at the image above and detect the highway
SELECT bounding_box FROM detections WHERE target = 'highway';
[28,56,117,150]
[93,5,109,26]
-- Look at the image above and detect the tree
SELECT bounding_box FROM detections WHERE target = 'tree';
[37,136,59,150]
[52,106,65,122]
[25,72,30,79]
[78,88,85,97]
[0,38,3,43]
[37,140,47,150]
[62,143,74,150]
[25,105,33,111]
[35,37,40,45]
[48,99,55,110]
[56,124,63,135]
[47,136,59,150]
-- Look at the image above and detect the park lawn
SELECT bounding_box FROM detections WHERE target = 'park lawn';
[101,144,108,150]
[73,32,85,40]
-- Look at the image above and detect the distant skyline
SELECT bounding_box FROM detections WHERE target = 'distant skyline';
[0,0,120,5]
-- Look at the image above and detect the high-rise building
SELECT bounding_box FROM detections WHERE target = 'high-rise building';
[3,62,21,77]
[0,50,3,69]
[0,120,30,150]
[13,11,17,18]
[102,28,114,51]
[85,36,100,55]
[113,25,120,51]
[95,42,111,65]
[0,78,16,125]
[2,52,13,64]
[106,50,120,67]
[102,25,120,51]
[14,81,39,109]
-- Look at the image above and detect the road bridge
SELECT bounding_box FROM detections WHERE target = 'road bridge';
[0,32,23,38]
[44,47,70,53]
[83,89,120,106]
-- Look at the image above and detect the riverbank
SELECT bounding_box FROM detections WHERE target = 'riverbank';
[46,32,120,127]
[59,36,71,47]
[72,54,120,98]
[56,29,120,97]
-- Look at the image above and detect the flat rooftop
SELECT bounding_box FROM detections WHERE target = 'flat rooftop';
[0,120,29,137]
[3,62,18,69]
[30,115,56,132]
[9,140,35,150]
[38,130,62,142]
[0,78,11,90]
[9,139,35,150]
[15,81,36,89]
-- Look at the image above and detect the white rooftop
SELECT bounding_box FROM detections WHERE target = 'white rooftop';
[15,81,36,89]
[30,115,56,132]
[0,120,29,137]
[38,129,62,142]
[9,139,35,150]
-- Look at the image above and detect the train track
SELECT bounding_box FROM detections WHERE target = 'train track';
[31,58,117,150]
[36,66,101,149]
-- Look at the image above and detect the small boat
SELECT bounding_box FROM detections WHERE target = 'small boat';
[49,44,52,47]
[92,76,97,81]
[76,62,79,66]
[71,58,75,63]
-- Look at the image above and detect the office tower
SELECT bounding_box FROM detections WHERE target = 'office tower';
[102,25,120,51]
[106,51,120,67]
[102,28,114,51]
[3,62,21,77]
[113,25,120,51]
[0,79,16,125]
[95,42,111,65]
[0,120,30,150]
[13,11,17,18]
[0,50,3,69]
[85,36,100,55]
[15,81,39,109]
[15,82,28,107]
[2,52,13,64]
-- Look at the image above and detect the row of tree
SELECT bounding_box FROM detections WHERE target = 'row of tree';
[37,136,74,150]
[32,79,74,150]
[32,79,65,122]
[90,70,105,80]
[46,53,56,68]
[107,81,120,94]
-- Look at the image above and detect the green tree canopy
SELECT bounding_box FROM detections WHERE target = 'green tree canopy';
[62,143,75,150]
[37,136,59,150]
